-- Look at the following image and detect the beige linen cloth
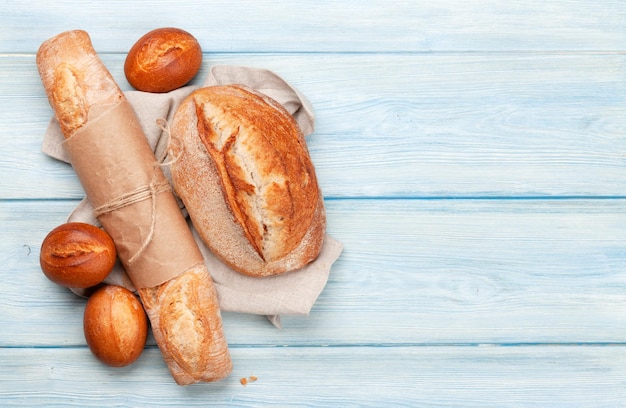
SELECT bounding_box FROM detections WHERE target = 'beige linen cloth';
[42,65,343,328]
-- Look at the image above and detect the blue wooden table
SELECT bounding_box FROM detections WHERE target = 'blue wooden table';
[2,1,626,406]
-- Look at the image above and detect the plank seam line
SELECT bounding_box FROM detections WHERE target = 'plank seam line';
[4,196,626,203]
[5,343,626,350]
[2,50,626,57]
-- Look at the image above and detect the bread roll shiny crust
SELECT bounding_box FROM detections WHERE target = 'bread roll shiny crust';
[124,27,202,93]
[83,285,148,368]
[170,85,326,277]
[40,222,116,289]
[37,30,232,385]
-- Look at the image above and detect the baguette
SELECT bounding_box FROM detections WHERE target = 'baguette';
[37,30,232,385]
[169,85,326,277]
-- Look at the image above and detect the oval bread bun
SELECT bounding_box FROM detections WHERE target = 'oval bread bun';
[124,27,202,93]
[169,85,325,277]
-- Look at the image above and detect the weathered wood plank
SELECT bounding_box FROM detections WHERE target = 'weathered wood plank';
[2,0,626,53]
[2,1,626,406]
[2,198,625,347]
[1,53,625,199]
[1,345,625,406]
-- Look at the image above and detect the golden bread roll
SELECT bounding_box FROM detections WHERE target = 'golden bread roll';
[124,27,203,93]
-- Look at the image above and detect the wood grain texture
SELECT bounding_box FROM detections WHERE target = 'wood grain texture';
[1,0,625,53]
[1,53,626,199]
[1,346,626,407]
[1,0,626,405]
[3,199,625,347]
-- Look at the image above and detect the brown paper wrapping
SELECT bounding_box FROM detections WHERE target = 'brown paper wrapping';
[62,100,203,289]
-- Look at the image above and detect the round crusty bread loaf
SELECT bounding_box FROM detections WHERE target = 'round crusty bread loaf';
[169,84,326,277]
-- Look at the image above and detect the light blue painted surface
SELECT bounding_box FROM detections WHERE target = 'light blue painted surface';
[1,1,626,406]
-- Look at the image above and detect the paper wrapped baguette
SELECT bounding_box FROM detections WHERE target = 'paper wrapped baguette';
[169,85,326,277]
[36,30,232,385]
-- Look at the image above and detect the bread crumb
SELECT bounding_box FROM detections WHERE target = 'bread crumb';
[240,375,258,386]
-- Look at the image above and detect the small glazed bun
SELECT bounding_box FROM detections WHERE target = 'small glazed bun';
[124,27,202,93]
[40,222,117,289]
[169,85,326,277]
[83,285,148,367]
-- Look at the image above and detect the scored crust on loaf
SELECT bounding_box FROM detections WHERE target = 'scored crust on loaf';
[36,30,123,135]
[138,263,231,385]
[170,85,326,277]
[194,85,318,261]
